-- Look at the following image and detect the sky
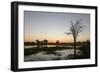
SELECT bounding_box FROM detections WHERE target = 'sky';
[24,11,90,43]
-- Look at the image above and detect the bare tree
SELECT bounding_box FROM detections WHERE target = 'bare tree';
[65,19,83,58]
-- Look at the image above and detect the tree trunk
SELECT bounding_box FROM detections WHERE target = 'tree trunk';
[74,36,77,58]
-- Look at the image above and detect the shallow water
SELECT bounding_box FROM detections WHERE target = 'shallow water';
[24,49,82,62]
[24,45,80,48]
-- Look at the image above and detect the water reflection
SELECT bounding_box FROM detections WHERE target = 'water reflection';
[24,45,56,48]
[24,45,80,48]
[24,49,82,62]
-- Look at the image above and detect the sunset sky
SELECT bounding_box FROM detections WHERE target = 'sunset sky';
[24,11,90,43]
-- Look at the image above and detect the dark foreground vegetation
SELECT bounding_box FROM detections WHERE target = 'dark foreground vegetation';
[79,40,90,59]
[70,40,90,59]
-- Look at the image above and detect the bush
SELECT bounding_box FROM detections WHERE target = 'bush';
[79,41,90,59]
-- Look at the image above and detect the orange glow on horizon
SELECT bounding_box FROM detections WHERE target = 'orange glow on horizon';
[24,33,90,43]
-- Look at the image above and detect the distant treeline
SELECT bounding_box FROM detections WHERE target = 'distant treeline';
[24,40,90,46]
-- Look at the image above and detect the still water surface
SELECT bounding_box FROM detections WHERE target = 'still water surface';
[24,48,82,62]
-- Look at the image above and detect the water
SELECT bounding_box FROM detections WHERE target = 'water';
[24,45,80,48]
[24,49,82,62]
[24,45,56,48]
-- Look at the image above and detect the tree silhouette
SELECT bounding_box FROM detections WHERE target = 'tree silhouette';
[56,40,60,47]
[43,39,48,47]
[35,40,40,48]
[65,19,83,58]
[40,41,44,48]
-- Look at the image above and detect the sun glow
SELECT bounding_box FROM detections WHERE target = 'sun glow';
[24,32,89,43]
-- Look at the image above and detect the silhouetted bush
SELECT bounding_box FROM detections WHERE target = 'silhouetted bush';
[79,40,90,58]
